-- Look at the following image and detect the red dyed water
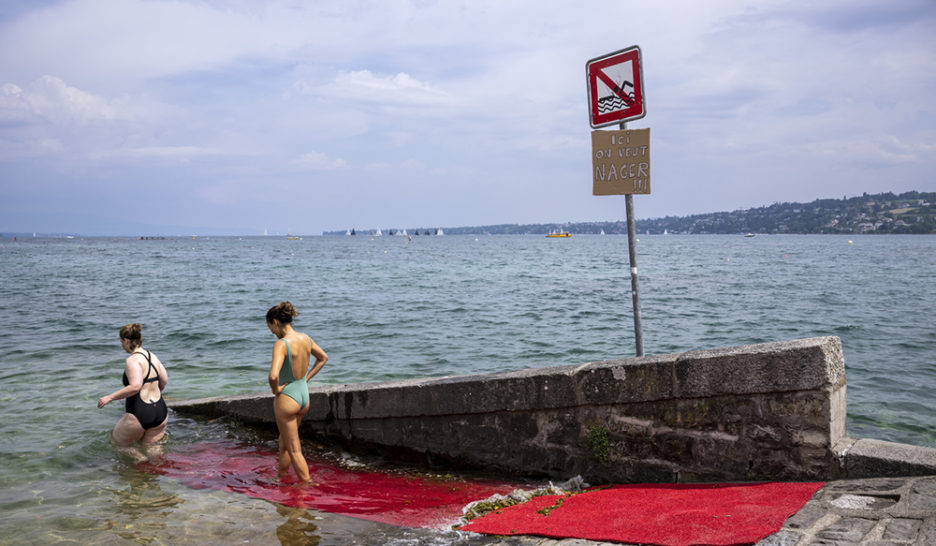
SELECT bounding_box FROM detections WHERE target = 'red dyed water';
[140,439,519,529]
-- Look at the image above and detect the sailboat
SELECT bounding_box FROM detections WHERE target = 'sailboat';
[375,228,383,236]
[436,228,444,236]
[600,229,606,235]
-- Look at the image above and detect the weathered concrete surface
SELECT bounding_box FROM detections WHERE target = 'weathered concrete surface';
[173,336,856,483]
[757,475,936,545]
[835,437,936,479]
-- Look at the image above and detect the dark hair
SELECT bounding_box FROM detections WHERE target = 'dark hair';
[120,323,143,350]
[266,301,298,325]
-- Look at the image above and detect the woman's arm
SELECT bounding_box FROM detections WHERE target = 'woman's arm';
[153,353,169,391]
[97,357,143,408]
[305,341,328,382]
[268,340,286,395]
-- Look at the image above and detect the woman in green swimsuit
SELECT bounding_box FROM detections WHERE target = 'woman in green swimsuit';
[266,301,328,482]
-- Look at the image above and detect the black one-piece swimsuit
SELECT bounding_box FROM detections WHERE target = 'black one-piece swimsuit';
[123,350,168,429]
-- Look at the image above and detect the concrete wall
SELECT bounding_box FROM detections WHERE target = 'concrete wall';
[836,438,936,479]
[173,336,886,483]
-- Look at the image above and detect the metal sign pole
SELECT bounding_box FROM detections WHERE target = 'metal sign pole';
[587,46,647,358]
[621,121,644,356]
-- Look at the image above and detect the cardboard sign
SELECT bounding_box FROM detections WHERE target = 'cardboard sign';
[592,129,650,195]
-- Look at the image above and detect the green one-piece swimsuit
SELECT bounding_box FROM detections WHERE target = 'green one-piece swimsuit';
[278,337,311,410]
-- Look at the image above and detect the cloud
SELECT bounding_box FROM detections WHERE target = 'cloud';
[812,135,936,167]
[306,70,455,111]
[92,145,222,162]
[389,131,412,146]
[0,136,63,160]
[358,158,448,177]
[0,74,186,160]
[0,0,319,90]
[0,76,126,125]
[0,0,933,234]
[0,75,157,159]
[294,151,348,170]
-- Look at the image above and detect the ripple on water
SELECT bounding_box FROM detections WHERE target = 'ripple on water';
[1,234,934,542]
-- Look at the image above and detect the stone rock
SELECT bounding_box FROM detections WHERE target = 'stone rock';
[814,516,876,542]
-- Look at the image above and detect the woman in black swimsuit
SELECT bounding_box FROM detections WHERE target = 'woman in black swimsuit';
[97,323,169,457]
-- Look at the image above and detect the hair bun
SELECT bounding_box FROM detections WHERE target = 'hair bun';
[120,323,143,345]
[267,301,299,324]
[124,323,142,337]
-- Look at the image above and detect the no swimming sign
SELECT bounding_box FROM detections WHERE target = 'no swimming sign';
[586,45,646,128]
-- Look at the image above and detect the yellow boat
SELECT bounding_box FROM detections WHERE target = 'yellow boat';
[546,231,571,238]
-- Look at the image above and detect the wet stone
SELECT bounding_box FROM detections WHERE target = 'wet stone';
[824,478,906,493]
[829,494,898,511]
[755,529,802,545]
[880,517,922,541]
[918,517,936,545]
[911,477,936,495]
[907,478,936,513]
[782,500,826,530]
[815,517,876,542]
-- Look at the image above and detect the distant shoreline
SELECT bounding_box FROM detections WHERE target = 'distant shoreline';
[325,190,936,237]
[4,232,935,240]
[4,191,933,238]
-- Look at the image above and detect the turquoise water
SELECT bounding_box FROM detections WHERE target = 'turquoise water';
[1,234,934,543]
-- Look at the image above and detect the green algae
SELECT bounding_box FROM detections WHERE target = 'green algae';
[587,424,610,464]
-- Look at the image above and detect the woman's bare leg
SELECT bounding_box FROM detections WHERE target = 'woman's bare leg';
[112,414,144,447]
[274,395,310,482]
[277,431,292,478]
[141,417,168,460]
[111,414,146,461]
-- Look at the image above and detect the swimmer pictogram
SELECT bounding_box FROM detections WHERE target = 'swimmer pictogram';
[597,78,635,114]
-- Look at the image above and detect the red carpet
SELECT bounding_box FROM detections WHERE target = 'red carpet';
[459,482,824,545]
[139,439,519,529]
[141,440,823,542]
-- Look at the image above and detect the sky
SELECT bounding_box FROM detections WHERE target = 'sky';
[1,0,934,235]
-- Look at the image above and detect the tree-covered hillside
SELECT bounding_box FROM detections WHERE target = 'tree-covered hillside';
[324,191,936,235]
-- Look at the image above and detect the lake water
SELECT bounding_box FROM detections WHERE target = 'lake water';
[1,233,933,544]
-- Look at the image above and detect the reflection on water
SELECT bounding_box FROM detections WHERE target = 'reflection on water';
[276,504,322,545]
[108,463,182,543]
[0,414,514,545]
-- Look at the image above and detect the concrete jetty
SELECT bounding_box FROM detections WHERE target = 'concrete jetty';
[172,336,935,483]
[172,336,936,543]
